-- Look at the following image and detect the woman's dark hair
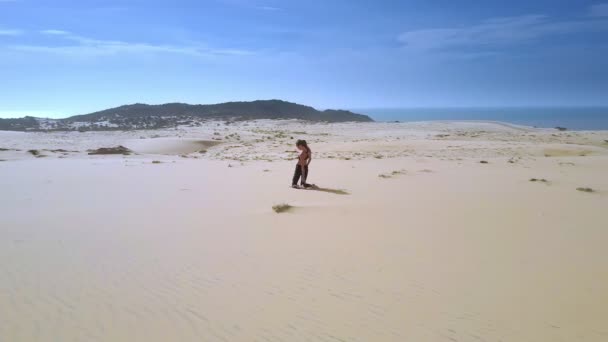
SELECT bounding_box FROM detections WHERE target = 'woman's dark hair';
[296,139,310,152]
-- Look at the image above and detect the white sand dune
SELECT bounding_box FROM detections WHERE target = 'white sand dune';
[1,121,607,341]
[124,138,221,155]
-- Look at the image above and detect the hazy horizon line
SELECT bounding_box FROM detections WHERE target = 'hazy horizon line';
[2,102,608,120]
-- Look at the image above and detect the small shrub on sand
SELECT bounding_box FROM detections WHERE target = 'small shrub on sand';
[272,203,293,213]
[88,146,131,155]
[152,160,162,164]
[378,173,392,178]
[480,160,489,164]
[28,149,40,156]
[529,178,548,183]
[576,187,595,193]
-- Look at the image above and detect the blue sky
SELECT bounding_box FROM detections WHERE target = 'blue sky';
[1,0,607,118]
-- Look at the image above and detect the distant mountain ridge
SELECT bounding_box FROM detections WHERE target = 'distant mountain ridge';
[0,100,373,131]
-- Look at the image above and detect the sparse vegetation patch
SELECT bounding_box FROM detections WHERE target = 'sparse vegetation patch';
[272,203,293,213]
[88,146,132,155]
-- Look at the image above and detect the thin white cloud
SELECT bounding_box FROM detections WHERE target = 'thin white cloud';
[589,3,608,17]
[10,31,254,57]
[398,14,608,51]
[256,6,282,11]
[0,29,23,36]
[40,29,71,36]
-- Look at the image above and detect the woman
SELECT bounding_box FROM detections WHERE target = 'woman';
[292,139,312,188]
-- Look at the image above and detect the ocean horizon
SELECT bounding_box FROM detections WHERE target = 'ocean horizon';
[357,107,608,131]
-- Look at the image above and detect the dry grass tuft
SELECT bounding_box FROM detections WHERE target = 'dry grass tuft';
[576,187,595,193]
[272,203,293,213]
[88,146,131,155]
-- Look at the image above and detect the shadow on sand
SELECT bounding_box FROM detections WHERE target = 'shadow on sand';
[308,185,350,195]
